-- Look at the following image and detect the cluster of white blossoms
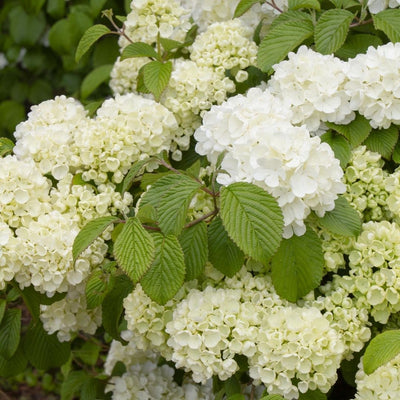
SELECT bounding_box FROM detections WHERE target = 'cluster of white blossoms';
[190,19,257,75]
[339,221,400,324]
[384,166,400,222]
[366,0,400,14]
[352,354,400,399]
[268,46,354,132]
[345,42,400,128]
[119,0,191,48]
[40,282,102,341]
[195,87,346,237]
[74,93,178,183]
[343,146,390,222]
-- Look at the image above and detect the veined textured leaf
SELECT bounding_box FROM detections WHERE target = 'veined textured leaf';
[74,341,100,366]
[0,300,5,324]
[271,228,324,302]
[317,196,362,236]
[159,37,183,52]
[260,395,285,400]
[364,125,399,159]
[122,158,157,194]
[321,131,351,168]
[392,140,400,163]
[102,274,133,341]
[0,137,14,157]
[326,113,372,147]
[208,217,245,277]
[363,330,400,374]
[73,216,119,263]
[75,24,111,62]
[157,176,201,235]
[179,222,208,280]
[61,371,87,400]
[299,390,327,400]
[85,268,113,309]
[234,0,261,17]
[315,9,354,54]
[113,217,155,283]
[120,42,159,60]
[335,34,382,60]
[143,61,172,100]
[257,19,314,73]
[288,0,320,10]
[373,9,400,42]
[329,0,359,7]
[270,10,313,30]
[220,183,283,265]
[0,345,27,378]
[23,322,70,369]
[140,233,185,305]
[0,309,21,359]
[81,64,113,99]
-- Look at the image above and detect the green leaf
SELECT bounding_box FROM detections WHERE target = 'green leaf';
[326,113,372,147]
[179,222,208,280]
[0,344,27,378]
[270,10,313,30]
[0,137,14,157]
[220,183,283,265]
[81,64,113,99]
[0,309,21,359]
[0,300,5,324]
[299,390,327,400]
[340,352,361,387]
[315,9,354,54]
[225,376,242,396]
[317,196,362,237]
[160,37,184,52]
[120,42,159,61]
[136,204,158,224]
[260,395,285,400]
[90,0,108,16]
[73,216,119,263]
[140,233,185,304]
[157,175,201,235]
[75,24,111,62]
[85,265,115,309]
[142,61,172,100]
[61,370,87,400]
[329,0,360,7]
[0,100,26,134]
[81,377,105,400]
[23,322,71,369]
[271,228,324,302]
[364,125,399,159]
[320,131,351,168]
[373,9,400,42]
[113,217,155,283]
[257,19,314,73]
[74,341,100,366]
[208,217,245,277]
[102,274,133,340]
[289,0,321,10]
[234,0,261,17]
[363,330,400,374]
[47,0,65,19]
[393,139,400,163]
[335,34,382,60]
[9,6,46,47]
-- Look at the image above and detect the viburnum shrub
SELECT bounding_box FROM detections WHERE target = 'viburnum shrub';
[2,0,400,399]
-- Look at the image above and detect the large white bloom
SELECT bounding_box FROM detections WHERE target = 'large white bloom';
[345,42,400,128]
[195,87,345,237]
[268,46,354,132]
[366,0,400,13]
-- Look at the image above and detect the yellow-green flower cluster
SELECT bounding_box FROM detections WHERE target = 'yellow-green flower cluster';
[344,146,390,222]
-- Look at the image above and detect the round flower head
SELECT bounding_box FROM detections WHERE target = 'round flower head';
[73,93,178,184]
[13,96,89,179]
[353,353,400,399]
[110,56,150,95]
[190,19,258,72]
[384,166,400,223]
[366,0,400,13]
[345,43,400,129]
[195,87,345,237]
[344,146,390,222]
[40,281,102,341]
[268,46,354,133]
[120,0,191,48]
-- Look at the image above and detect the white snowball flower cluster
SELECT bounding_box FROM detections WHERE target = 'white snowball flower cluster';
[195,87,346,237]
[340,221,400,323]
[352,354,400,399]
[180,0,286,33]
[384,166,400,223]
[13,95,89,179]
[120,0,191,48]
[344,146,389,222]
[268,46,354,132]
[40,281,102,341]
[190,19,257,75]
[345,42,400,128]
[366,0,400,14]
[74,93,178,184]
[109,57,150,95]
